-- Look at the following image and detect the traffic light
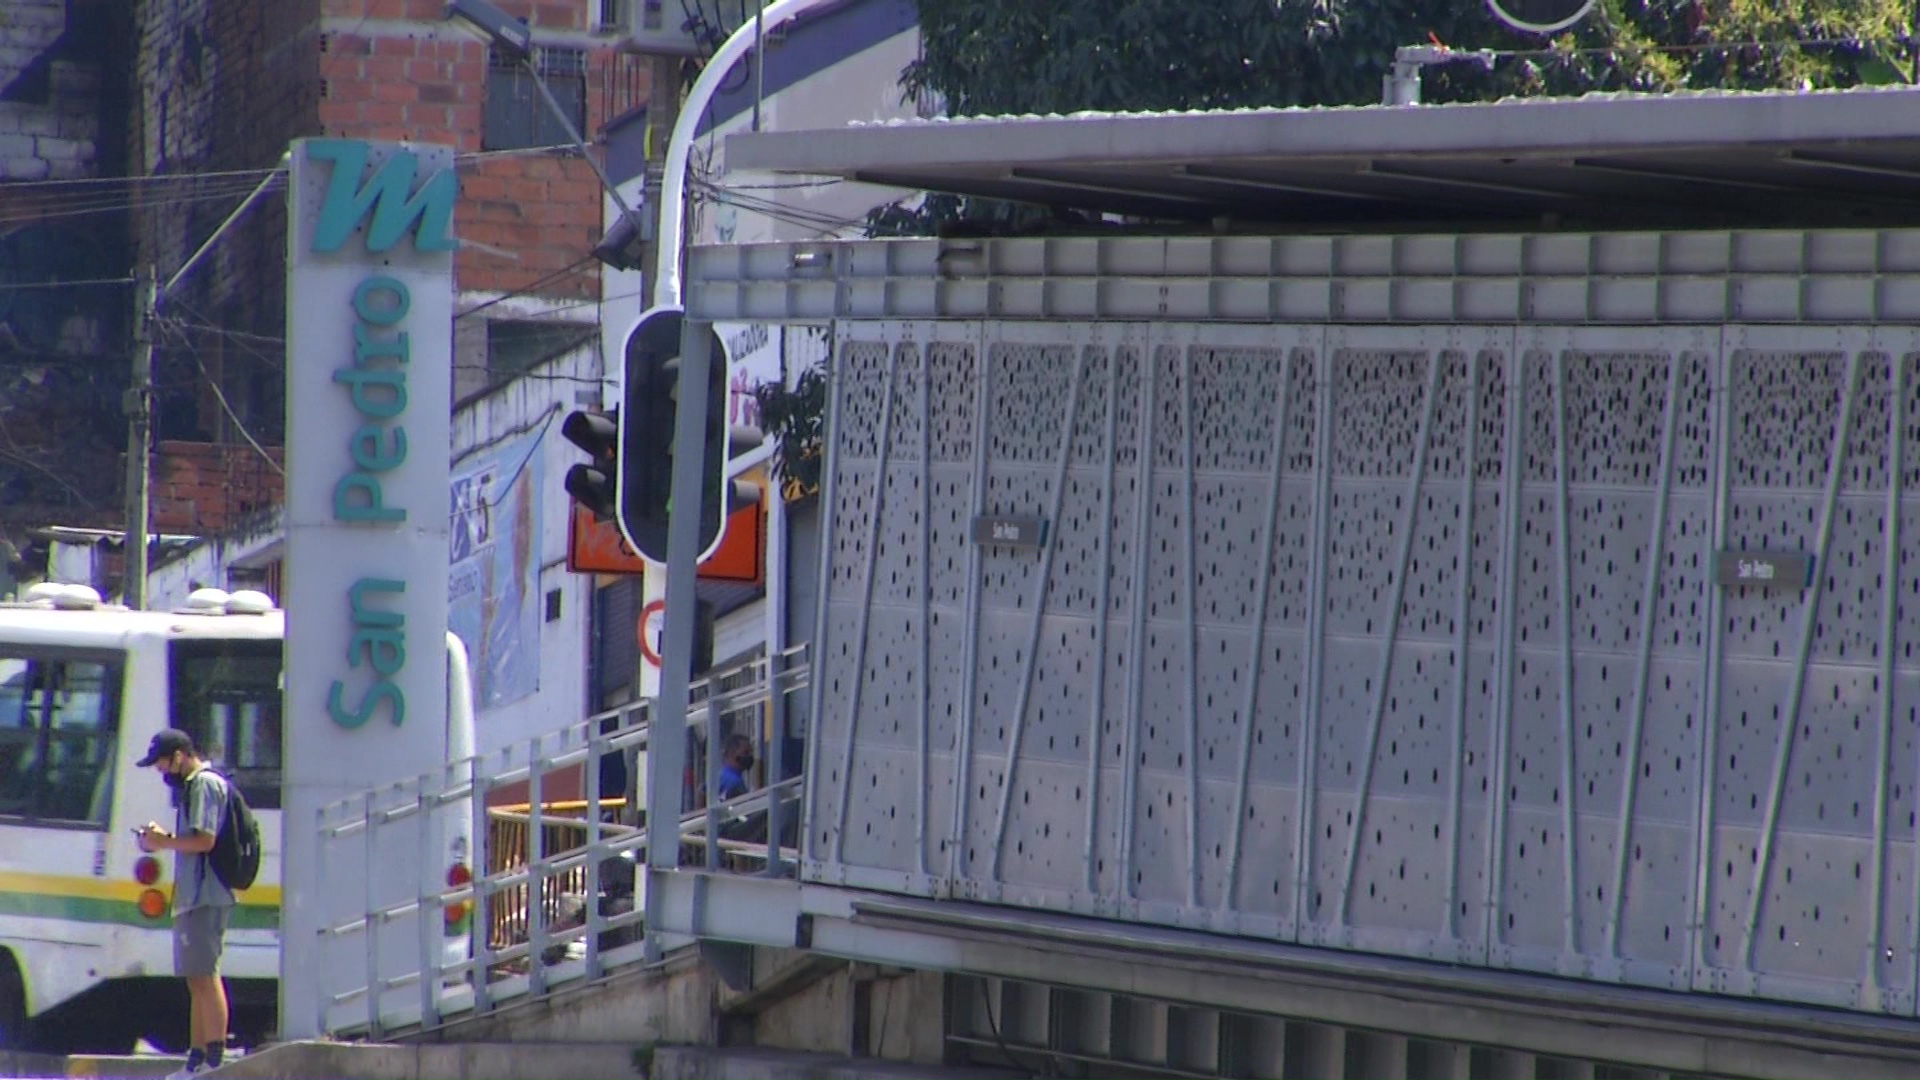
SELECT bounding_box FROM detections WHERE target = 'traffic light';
[618,307,763,565]
[561,408,619,519]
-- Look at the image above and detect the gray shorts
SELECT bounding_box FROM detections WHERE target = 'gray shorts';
[172,906,230,977]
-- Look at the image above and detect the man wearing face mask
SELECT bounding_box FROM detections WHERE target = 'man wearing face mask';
[716,733,755,802]
[134,729,233,1078]
[714,734,766,848]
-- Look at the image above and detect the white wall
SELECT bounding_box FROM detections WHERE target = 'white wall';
[145,518,284,611]
[447,339,605,758]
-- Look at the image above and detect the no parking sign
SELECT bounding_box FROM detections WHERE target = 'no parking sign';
[638,598,666,668]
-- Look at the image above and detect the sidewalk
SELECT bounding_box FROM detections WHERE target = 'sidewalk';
[0,1053,186,1080]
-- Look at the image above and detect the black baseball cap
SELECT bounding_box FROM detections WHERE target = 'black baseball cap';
[137,728,194,767]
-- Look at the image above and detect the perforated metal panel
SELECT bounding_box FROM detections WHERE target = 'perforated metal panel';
[802,315,1918,1019]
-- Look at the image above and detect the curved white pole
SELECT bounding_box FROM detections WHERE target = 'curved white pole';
[653,0,835,311]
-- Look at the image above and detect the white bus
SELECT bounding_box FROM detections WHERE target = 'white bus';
[0,583,476,1054]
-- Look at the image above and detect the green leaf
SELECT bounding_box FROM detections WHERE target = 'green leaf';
[1856,54,1910,85]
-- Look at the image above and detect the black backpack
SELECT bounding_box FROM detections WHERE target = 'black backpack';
[201,771,263,892]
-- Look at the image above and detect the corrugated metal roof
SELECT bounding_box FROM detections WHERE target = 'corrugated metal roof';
[842,83,1920,128]
[724,86,1920,230]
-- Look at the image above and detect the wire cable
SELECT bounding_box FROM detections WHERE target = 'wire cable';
[0,166,288,191]
[156,319,287,477]
[454,255,601,320]
[0,277,135,291]
[0,179,288,229]
[450,407,559,523]
[193,355,287,478]
[0,145,577,226]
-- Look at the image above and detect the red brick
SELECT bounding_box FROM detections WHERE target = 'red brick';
[520,201,581,226]
[372,80,418,103]
[543,186,592,211]
[508,224,552,248]
[460,219,514,247]
[403,104,455,131]
[365,56,409,82]
[362,100,405,123]
[505,178,548,202]
[325,76,369,102]
[318,100,359,127]
[461,174,508,200]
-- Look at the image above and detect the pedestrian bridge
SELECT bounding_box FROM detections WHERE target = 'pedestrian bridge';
[740,227,1920,1023]
[312,227,1920,1079]
[667,222,1920,1077]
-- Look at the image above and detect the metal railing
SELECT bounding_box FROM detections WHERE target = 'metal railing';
[312,646,808,1039]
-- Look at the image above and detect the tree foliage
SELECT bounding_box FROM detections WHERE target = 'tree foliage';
[865,0,1913,238]
[904,0,1914,119]
[752,362,830,499]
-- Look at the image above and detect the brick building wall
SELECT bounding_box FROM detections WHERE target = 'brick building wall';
[150,439,285,533]
[132,0,319,465]
[0,0,101,181]
[0,0,132,538]
[130,0,638,531]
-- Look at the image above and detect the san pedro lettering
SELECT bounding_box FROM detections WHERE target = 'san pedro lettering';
[328,275,412,729]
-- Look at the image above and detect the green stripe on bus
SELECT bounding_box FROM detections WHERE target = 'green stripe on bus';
[0,890,279,930]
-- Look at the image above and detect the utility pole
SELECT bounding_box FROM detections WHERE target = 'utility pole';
[124,268,155,610]
[622,53,680,835]
[639,54,681,297]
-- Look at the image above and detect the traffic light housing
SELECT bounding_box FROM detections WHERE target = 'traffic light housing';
[561,408,619,520]
[618,307,762,565]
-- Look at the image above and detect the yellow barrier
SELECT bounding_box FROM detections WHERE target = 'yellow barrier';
[483,799,631,959]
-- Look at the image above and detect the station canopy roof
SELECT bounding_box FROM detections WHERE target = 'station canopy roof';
[723,86,1920,232]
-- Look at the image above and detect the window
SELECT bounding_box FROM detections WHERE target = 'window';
[0,649,123,827]
[169,639,283,810]
[483,46,588,151]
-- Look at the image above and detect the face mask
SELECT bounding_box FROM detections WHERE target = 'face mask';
[163,769,184,790]
[736,754,755,772]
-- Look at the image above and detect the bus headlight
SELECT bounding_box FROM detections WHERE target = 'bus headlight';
[445,863,473,935]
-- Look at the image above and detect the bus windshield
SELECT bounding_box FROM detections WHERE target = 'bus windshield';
[169,638,283,810]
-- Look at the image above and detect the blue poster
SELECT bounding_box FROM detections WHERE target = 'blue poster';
[448,428,543,709]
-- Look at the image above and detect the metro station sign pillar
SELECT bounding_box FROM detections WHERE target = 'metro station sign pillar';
[280,138,456,1039]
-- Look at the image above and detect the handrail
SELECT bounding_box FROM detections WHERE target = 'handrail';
[318,650,810,823]
[312,644,808,1038]
[318,789,797,939]
[489,797,629,815]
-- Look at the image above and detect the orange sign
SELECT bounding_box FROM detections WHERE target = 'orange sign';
[566,505,647,575]
[565,499,765,584]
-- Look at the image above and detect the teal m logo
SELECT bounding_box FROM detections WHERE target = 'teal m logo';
[308,139,457,254]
